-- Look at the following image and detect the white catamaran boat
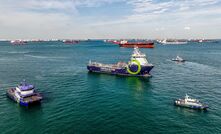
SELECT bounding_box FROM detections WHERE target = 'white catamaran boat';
[7,81,42,106]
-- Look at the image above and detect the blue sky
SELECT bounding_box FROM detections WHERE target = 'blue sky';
[0,0,221,39]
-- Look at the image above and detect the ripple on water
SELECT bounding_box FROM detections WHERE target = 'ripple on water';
[0,41,221,134]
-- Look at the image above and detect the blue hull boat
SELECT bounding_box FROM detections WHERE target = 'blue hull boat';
[87,47,154,77]
[6,81,42,106]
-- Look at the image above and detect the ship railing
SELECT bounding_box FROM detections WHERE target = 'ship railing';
[89,61,113,67]
[89,61,126,69]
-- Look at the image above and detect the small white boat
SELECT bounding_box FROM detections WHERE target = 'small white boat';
[174,94,208,110]
[172,56,186,62]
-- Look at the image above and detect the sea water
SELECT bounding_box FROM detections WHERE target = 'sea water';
[0,40,220,134]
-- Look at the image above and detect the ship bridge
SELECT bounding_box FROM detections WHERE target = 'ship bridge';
[131,47,149,65]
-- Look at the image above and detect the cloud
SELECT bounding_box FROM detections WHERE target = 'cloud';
[25,0,77,13]
[93,0,221,26]
[127,0,172,14]
[0,0,123,14]
[126,0,220,19]
[155,27,165,31]
[0,0,220,39]
[87,0,221,39]
[184,27,191,30]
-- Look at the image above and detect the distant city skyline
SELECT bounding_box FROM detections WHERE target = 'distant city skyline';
[0,0,221,39]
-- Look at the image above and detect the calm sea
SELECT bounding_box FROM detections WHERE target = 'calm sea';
[0,40,220,134]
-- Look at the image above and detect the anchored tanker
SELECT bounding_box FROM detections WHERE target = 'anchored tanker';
[118,40,154,48]
[87,47,154,77]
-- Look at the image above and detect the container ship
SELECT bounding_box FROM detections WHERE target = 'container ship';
[118,40,154,48]
[87,47,154,77]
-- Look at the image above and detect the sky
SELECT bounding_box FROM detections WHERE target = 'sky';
[0,0,221,39]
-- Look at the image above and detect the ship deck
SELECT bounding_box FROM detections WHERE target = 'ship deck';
[88,61,127,69]
[7,88,42,103]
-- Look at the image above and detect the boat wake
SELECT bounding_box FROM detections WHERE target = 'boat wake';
[185,61,221,75]
[25,54,49,59]
[24,54,67,60]
[8,51,32,54]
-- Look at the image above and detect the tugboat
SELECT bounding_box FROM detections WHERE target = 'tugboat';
[174,94,208,110]
[6,81,42,106]
[87,47,154,77]
[172,56,186,62]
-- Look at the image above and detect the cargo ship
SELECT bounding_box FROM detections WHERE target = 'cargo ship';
[157,39,187,45]
[10,40,27,45]
[87,47,154,77]
[62,39,79,44]
[118,40,154,48]
[190,39,219,43]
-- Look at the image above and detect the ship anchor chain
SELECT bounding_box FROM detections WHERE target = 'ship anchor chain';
[126,59,141,75]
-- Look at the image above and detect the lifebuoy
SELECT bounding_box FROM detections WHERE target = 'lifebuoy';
[126,59,141,75]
